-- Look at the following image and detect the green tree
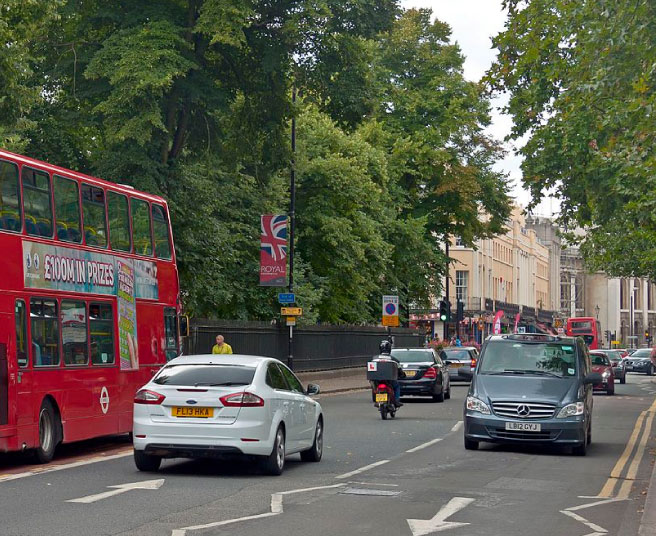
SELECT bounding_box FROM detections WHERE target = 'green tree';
[489,0,656,278]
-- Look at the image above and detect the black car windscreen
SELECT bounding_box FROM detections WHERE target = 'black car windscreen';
[153,364,256,386]
[480,342,577,377]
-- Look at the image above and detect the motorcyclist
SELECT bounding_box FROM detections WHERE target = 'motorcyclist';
[374,339,404,407]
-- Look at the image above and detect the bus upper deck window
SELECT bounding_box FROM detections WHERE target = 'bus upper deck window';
[22,167,53,238]
[82,184,107,248]
[152,203,172,259]
[131,198,153,256]
[0,160,22,232]
[54,175,82,243]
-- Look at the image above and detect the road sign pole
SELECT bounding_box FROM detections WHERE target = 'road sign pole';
[288,87,296,370]
[444,237,449,340]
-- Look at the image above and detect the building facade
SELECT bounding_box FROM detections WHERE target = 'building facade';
[434,207,558,341]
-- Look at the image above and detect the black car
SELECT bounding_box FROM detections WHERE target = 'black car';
[624,348,654,375]
[391,348,451,402]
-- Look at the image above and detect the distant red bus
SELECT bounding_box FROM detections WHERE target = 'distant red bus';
[566,317,602,349]
[0,149,181,462]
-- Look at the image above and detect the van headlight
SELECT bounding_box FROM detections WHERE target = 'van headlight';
[466,396,491,415]
[557,402,584,418]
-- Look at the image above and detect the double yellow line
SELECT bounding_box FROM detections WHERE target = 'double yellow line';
[598,397,656,499]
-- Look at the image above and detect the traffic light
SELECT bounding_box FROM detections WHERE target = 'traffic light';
[456,301,464,322]
[439,300,450,322]
[605,330,611,342]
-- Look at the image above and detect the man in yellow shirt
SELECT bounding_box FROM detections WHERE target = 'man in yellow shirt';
[212,334,233,354]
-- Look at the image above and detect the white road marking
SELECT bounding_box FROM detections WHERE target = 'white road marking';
[0,450,132,484]
[67,478,164,504]
[171,483,346,536]
[335,459,390,479]
[407,497,475,536]
[569,497,627,510]
[560,510,607,533]
[405,420,462,453]
[406,438,443,453]
[349,481,399,487]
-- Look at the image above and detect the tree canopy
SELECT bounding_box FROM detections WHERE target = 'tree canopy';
[489,0,656,278]
[2,1,511,323]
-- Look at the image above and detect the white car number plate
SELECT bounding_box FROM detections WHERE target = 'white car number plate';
[505,422,541,432]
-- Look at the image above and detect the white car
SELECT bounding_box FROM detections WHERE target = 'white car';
[132,354,323,475]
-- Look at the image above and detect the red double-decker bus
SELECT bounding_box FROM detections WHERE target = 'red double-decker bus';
[0,149,181,462]
[566,317,602,349]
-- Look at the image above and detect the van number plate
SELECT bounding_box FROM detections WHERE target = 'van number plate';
[505,422,541,432]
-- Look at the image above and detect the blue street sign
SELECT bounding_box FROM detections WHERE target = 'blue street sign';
[278,293,296,304]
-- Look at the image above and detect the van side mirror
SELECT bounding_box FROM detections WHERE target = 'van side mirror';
[306,383,320,396]
[583,372,602,384]
[180,315,189,337]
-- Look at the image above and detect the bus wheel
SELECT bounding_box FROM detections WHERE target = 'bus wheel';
[35,400,58,463]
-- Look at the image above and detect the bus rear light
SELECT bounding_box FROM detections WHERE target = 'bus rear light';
[134,389,166,405]
[220,392,264,407]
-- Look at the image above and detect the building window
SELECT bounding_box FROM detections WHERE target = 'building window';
[455,236,464,246]
[456,271,469,302]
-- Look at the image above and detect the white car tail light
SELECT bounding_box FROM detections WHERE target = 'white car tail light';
[134,389,166,405]
[220,392,265,407]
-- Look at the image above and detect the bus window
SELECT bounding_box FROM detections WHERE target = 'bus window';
[89,302,114,365]
[54,175,82,243]
[30,298,60,367]
[15,300,28,367]
[164,307,178,361]
[81,184,107,248]
[22,167,53,238]
[61,300,88,366]
[107,191,131,252]
[152,203,172,260]
[131,198,153,256]
[0,160,22,232]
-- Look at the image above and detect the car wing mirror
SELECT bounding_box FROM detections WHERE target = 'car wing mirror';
[306,383,320,396]
[584,372,602,384]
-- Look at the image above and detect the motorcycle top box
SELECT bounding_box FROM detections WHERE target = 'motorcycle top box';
[367,359,399,381]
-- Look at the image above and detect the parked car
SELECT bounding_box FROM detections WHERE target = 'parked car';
[463,333,601,456]
[624,348,654,375]
[440,346,479,382]
[132,355,324,475]
[391,348,451,402]
[589,351,615,395]
[600,349,626,384]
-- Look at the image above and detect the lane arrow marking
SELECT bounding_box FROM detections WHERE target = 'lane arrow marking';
[67,478,165,504]
[407,497,475,535]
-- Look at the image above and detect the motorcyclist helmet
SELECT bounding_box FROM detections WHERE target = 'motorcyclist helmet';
[379,339,392,354]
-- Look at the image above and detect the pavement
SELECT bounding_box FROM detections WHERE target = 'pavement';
[297,367,369,395]
[640,376,656,536]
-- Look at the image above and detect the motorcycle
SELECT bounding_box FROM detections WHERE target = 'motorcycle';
[373,380,397,420]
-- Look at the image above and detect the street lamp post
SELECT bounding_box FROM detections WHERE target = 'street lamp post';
[595,304,600,319]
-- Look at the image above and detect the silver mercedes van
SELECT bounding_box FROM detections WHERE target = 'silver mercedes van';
[462,334,601,456]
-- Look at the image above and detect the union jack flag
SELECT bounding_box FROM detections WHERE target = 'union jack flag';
[260,215,288,261]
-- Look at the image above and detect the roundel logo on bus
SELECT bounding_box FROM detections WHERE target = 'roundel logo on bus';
[100,386,110,414]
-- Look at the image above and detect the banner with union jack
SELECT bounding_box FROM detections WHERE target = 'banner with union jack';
[259,214,288,286]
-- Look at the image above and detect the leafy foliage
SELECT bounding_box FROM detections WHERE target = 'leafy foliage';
[1,1,512,322]
[489,0,656,277]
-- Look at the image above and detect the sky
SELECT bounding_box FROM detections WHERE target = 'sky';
[399,0,559,217]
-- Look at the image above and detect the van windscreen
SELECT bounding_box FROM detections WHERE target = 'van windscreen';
[480,342,577,378]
